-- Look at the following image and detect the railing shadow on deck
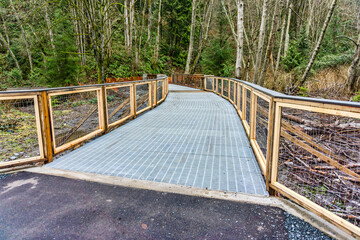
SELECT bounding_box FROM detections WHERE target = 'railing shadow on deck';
[172,73,360,238]
[0,76,169,169]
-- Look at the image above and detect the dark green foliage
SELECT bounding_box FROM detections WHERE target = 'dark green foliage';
[42,9,83,87]
[281,28,310,72]
[200,39,234,76]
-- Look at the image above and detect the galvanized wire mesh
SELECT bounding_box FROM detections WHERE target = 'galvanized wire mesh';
[223,79,229,98]
[157,81,163,102]
[246,89,251,125]
[256,97,269,159]
[230,81,234,102]
[217,79,222,94]
[0,98,40,162]
[238,85,243,112]
[136,83,150,112]
[278,107,360,227]
[172,74,204,89]
[106,86,131,125]
[205,77,213,91]
[50,91,100,147]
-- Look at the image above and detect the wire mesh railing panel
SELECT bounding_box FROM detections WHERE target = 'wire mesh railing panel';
[277,107,360,227]
[50,90,100,148]
[238,85,243,112]
[246,89,251,125]
[205,77,213,91]
[0,97,40,162]
[256,97,269,159]
[230,81,234,102]
[136,83,150,112]
[223,79,229,98]
[172,74,203,89]
[157,81,163,102]
[217,79,222,94]
[106,86,131,125]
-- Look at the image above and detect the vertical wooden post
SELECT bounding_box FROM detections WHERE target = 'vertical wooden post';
[41,91,53,163]
[265,98,276,193]
[130,83,137,117]
[154,81,158,106]
[250,91,257,140]
[237,83,241,110]
[242,87,246,120]
[204,76,207,90]
[162,80,165,100]
[269,103,282,194]
[221,78,224,96]
[98,86,108,132]
[228,79,230,99]
[149,82,153,109]
[212,77,215,92]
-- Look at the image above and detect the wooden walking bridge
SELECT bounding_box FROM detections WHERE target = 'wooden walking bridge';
[1,74,360,238]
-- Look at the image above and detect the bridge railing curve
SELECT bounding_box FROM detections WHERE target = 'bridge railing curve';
[201,75,360,238]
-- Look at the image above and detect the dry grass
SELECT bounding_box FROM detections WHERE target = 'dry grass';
[304,65,352,101]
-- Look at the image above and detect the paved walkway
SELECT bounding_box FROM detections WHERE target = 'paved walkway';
[0,172,332,240]
[47,84,267,196]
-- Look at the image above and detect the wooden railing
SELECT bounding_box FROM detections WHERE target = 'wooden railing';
[203,76,360,238]
[172,73,205,89]
[0,76,169,169]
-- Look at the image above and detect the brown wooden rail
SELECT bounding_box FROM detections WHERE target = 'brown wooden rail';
[202,76,360,238]
[0,77,169,169]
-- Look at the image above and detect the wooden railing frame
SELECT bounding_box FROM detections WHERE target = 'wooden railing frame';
[0,76,169,168]
[202,76,360,238]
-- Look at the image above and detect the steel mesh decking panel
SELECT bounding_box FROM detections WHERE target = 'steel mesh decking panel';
[47,84,267,196]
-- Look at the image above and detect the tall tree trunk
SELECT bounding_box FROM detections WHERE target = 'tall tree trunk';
[253,0,268,84]
[347,34,360,91]
[1,15,10,45]
[235,0,244,79]
[44,3,56,54]
[221,0,244,78]
[190,0,214,74]
[124,0,130,55]
[184,0,197,74]
[259,0,280,86]
[0,33,22,75]
[154,0,162,63]
[144,0,152,56]
[306,0,314,38]
[284,0,291,58]
[10,0,33,71]
[274,16,286,80]
[300,0,337,86]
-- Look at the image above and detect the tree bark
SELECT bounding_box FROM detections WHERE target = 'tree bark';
[347,34,360,91]
[124,0,130,55]
[190,0,214,74]
[235,0,244,79]
[284,1,292,58]
[0,33,22,75]
[44,3,56,54]
[259,0,280,86]
[154,0,162,63]
[184,0,197,74]
[300,0,337,86]
[274,16,286,80]
[144,0,152,56]
[253,0,268,84]
[10,0,33,71]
